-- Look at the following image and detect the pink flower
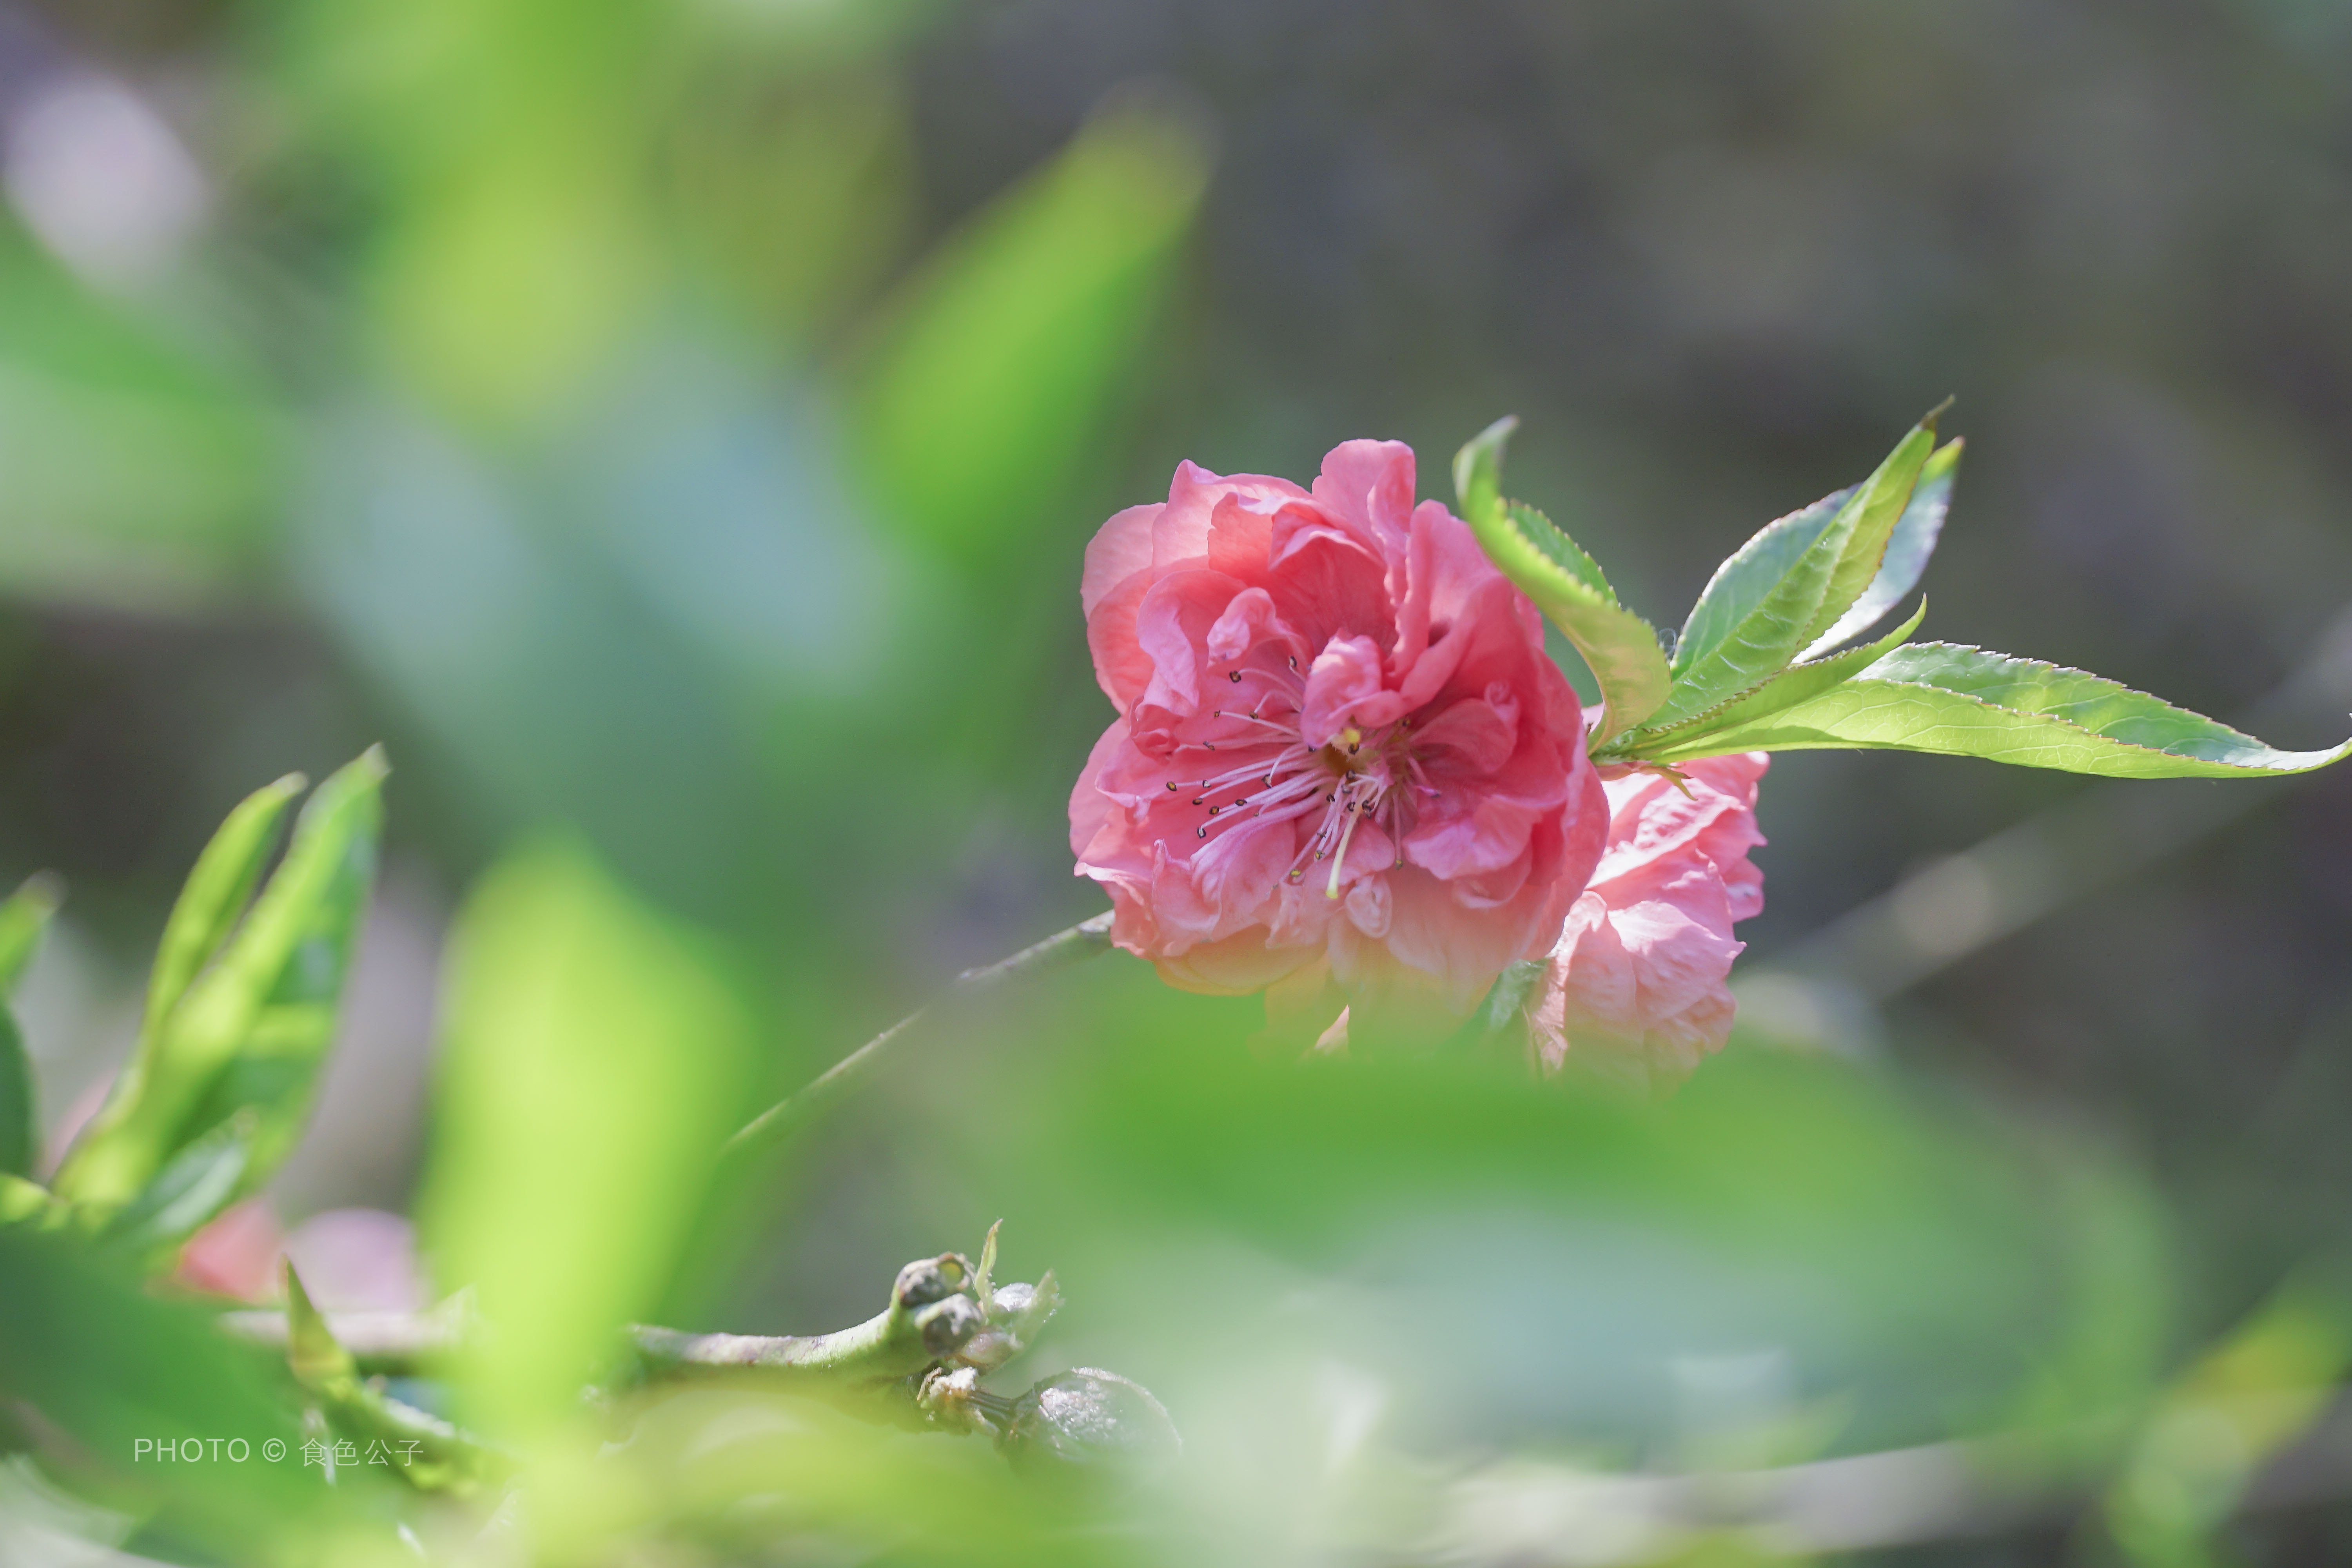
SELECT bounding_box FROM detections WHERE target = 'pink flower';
[1070,440,1607,1023]
[1528,753,1769,1083]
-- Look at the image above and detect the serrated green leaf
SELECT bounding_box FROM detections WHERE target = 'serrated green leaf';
[0,873,61,998]
[1452,419,1671,741]
[1632,642,2352,777]
[1610,599,1928,762]
[1508,502,1615,602]
[1674,488,1849,676]
[1646,417,1939,729]
[1452,416,1515,533]
[0,1008,32,1179]
[1799,438,1961,661]
[56,751,386,1213]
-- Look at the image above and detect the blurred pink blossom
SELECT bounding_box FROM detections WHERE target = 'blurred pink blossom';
[1528,753,1769,1083]
[1072,441,1606,1028]
[173,1203,426,1310]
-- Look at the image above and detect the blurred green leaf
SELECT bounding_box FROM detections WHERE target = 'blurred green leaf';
[1630,643,2352,776]
[0,872,61,997]
[0,1224,339,1554]
[0,236,278,608]
[416,835,754,1441]
[1798,438,1961,661]
[94,1110,254,1260]
[1452,417,1671,741]
[1605,600,1926,763]
[140,773,305,1058]
[56,751,385,1220]
[2105,1269,2352,1567]
[1650,416,1938,730]
[283,1261,355,1388]
[0,1008,31,1180]
[851,96,1211,565]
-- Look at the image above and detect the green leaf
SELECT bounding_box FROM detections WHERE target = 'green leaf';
[56,751,385,1212]
[143,774,307,1055]
[1647,416,1940,729]
[1452,419,1673,741]
[284,1261,356,1388]
[416,835,753,1441]
[1674,489,1849,677]
[1631,642,2352,777]
[0,1008,32,1180]
[95,1109,255,1256]
[1798,437,1960,660]
[1609,599,1927,762]
[0,872,61,998]
[853,99,1210,566]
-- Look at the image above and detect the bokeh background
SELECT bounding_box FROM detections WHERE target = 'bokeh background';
[5,0,2352,1562]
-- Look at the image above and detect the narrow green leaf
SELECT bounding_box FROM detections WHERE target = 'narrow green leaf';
[1633,642,2352,777]
[1674,488,1849,676]
[1646,417,1938,729]
[1799,438,1962,661]
[56,751,385,1212]
[284,1261,356,1388]
[142,774,306,1053]
[95,1109,255,1256]
[1452,420,1672,741]
[1799,414,1944,652]
[1610,599,1928,762]
[0,1007,32,1179]
[0,873,62,998]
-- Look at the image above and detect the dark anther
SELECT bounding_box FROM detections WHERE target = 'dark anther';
[1197,826,1209,838]
[1229,671,1243,683]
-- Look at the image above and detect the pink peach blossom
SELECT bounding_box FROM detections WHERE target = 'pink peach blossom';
[1071,440,1607,1024]
[1528,753,1769,1083]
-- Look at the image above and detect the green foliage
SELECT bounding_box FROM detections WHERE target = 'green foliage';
[1451,417,1673,741]
[0,872,60,997]
[852,98,1211,566]
[0,875,57,1178]
[1633,643,2352,776]
[1613,601,1928,763]
[1646,414,1939,730]
[0,1009,31,1181]
[0,1224,341,1555]
[2103,1270,2352,1566]
[1798,437,1960,660]
[54,752,386,1231]
[0,238,278,608]
[416,835,754,1441]
[1459,414,2352,782]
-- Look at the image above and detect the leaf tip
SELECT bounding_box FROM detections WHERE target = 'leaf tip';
[11,870,64,917]
[1922,394,1956,433]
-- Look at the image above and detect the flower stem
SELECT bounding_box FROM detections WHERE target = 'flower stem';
[717,912,1114,1169]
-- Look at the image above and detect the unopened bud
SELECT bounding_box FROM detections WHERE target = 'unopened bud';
[999,1368,1180,1473]
[893,1253,972,1310]
[915,1294,984,1357]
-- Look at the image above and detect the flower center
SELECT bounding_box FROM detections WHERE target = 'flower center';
[1170,656,1430,899]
